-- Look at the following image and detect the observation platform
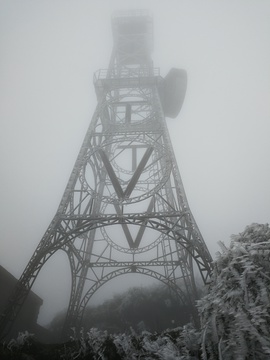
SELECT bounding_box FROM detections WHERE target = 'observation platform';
[93,67,162,96]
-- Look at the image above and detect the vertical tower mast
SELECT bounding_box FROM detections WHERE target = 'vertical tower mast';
[0,10,212,340]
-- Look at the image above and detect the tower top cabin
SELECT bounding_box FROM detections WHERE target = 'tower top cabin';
[110,10,187,119]
[112,10,153,66]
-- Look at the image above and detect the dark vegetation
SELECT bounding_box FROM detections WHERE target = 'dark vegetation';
[1,223,270,359]
[50,284,196,338]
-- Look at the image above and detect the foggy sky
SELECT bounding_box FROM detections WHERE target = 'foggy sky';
[1,0,270,325]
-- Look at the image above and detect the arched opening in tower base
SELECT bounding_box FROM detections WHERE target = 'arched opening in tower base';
[62,267,198,339]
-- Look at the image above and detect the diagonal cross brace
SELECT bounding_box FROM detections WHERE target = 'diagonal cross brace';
[98,146,154,199]
[113,203,134,248]
[114,196,155,249]
[133,196,155,248]
[124,146,154,198]
[98,149,124,198]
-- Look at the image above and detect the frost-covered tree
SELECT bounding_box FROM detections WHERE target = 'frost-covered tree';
[198,223,270,359]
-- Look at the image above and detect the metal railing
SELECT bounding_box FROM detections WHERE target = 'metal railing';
[93,67,160,83]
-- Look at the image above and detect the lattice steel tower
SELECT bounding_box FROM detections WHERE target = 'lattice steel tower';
[0,10,212,340]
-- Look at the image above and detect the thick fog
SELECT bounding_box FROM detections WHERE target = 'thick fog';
[1,0,270,326]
